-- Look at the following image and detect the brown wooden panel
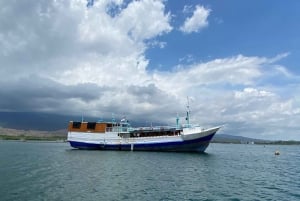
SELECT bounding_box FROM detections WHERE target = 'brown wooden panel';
[68,121,107,133]
[95,123,106,133]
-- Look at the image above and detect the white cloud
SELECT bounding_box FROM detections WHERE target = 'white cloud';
[182,5,193,14]
[235,88,274,99]
[179,54,194,64]
[147,40,167,49]
[180,5,211,33]
[266,52,290,63]
[115,0,172,41]
[152,55,264,96]
[275,66,294,78]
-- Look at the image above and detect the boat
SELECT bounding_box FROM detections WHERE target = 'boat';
[67,104,221,152]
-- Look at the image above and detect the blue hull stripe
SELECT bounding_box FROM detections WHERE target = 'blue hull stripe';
[69,132,216,152]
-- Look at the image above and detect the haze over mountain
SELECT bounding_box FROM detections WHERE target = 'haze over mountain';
[0,112,71,131]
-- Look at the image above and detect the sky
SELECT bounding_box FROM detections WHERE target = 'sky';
[0,0,300,140]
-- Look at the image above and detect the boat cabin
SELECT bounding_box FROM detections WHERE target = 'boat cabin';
[68,121,131,133]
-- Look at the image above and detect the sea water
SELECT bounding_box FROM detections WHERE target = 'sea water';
[0,141,299,201]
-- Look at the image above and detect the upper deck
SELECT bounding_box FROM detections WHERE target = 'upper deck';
[68,121,182,137]
[68,121,131,133]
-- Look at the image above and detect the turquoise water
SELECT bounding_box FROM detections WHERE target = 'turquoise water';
[0,141,299,201]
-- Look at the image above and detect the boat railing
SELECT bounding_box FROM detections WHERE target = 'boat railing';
[132,126,177,131]
[106,126,134,133]
[106,125,181,133]
[182,124,202,128]
[140,125,202,130]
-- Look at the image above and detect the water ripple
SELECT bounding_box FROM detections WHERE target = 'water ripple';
[0,141,299,201]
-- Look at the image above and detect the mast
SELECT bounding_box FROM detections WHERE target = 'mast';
[186,96,190,127]
[176,113,179,129]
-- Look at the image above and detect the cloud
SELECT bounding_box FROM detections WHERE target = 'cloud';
[235,88,274,99]
[180,5,211,33]
[152,55,264,96]
[223,88,300,140]
[115,0,172,41]
[0,0,173,117]
[0,0,171,80]
[0,75,104,113]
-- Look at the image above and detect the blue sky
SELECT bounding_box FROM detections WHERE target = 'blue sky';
[0,0,299,140]
[147,1,300,73]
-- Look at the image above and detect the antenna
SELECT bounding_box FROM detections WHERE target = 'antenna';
[112,113,116,124]
[186,96,190,126]
[176,113,180,129]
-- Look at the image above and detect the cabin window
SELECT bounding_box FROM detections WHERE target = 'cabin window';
[87,122,96,130]
[72,122,81,129]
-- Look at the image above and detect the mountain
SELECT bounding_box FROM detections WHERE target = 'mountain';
[212,134,271,144]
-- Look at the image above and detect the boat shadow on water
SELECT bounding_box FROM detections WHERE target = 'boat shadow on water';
[65,148,213,157]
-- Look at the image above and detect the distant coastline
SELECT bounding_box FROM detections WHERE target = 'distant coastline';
[212,138,300,145]
[0,127,67,141]
[212,134,300,145]
[0,135,66,142]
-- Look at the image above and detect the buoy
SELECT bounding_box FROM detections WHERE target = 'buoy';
[275,150,280,155]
